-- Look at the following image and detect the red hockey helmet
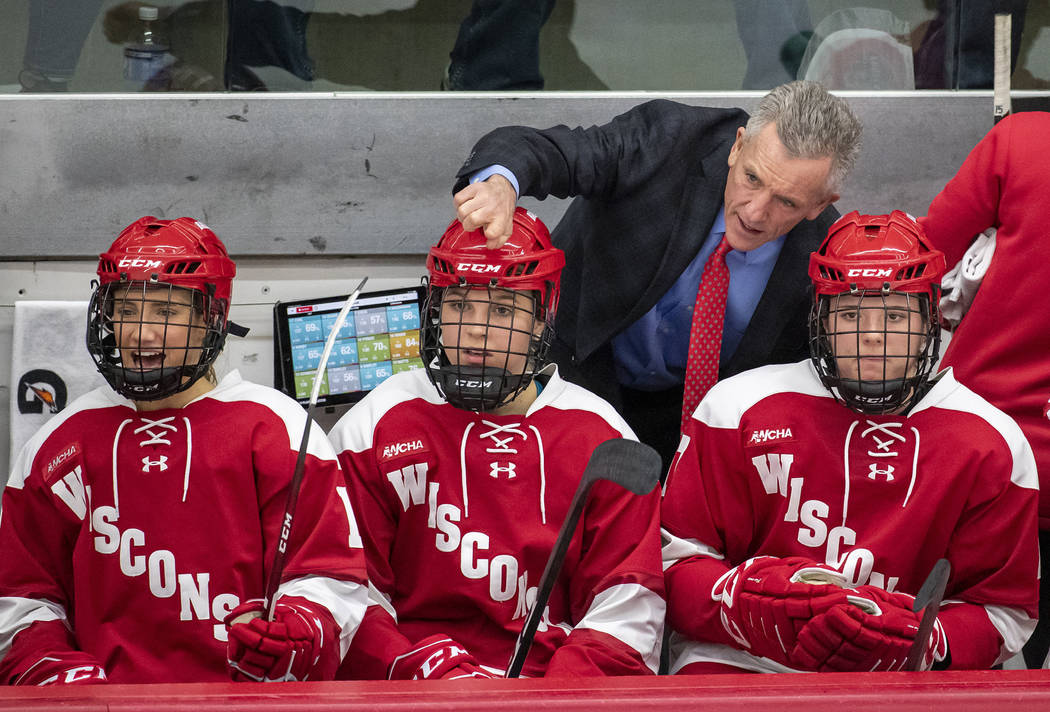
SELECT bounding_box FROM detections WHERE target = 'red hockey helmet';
[810,210,946,298]
[426,207,564,316]
[422,208,565,411]
[808,210,946,413]
[88,217,239,401]
[96,216,236,311]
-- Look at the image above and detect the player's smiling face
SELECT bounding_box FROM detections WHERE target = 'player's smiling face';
[826,292,927,384]
[111,283,205,376]
[723,123,837,252]
[438,286,542,375]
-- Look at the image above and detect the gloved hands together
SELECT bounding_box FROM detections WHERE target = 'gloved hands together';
[714,555,856,666]
[793,586,947,671]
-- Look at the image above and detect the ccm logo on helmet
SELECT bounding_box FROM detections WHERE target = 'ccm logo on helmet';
[846,268,894,278]
[456,263,501,275]
[454,378,495,389]
[118,257,163,269]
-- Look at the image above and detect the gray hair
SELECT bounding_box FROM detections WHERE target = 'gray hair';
[744,80,862,194]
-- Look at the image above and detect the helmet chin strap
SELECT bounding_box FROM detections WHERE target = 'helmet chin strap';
[430,363,530,412]
[835,377,912,414]
[113,366,187,400]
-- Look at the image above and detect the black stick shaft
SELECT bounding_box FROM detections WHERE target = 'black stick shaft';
[906,558,951,670]
[503,438,660,677]
[264,415,314,620]
[505,480,594,678]
[262,277,367,620]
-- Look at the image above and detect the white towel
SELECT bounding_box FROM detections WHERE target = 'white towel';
[939,228,996,329]
[9,301,108,473]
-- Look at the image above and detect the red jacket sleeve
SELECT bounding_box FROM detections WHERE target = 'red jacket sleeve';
[920,115,1011,266]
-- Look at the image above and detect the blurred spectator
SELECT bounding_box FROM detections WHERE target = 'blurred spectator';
[914,0,1028,88]
[19,0,105,91]
[733,0,812,89]
[445,0,555,90]
[102,0,600,92]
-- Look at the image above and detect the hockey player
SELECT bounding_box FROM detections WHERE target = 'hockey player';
[662,210,1039,674]
[329,208,665,679]
[0,217,368,685]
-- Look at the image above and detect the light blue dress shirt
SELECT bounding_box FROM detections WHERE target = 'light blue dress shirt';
[467,167,787,392]
[611,207,787,390]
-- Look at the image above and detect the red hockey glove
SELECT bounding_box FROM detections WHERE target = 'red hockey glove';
[225,596,341,682]
[388,635,495,680]
[14,652,108,686]
[791,587,947,672]
[714,555,855,665]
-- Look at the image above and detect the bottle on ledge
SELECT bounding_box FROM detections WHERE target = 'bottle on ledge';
[123,5,170,91]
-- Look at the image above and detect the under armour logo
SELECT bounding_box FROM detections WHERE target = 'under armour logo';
[867,463,895,481]
[142,455,169,473]
[489,462,516,479]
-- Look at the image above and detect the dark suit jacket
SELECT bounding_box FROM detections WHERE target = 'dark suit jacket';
[454,99,839,411]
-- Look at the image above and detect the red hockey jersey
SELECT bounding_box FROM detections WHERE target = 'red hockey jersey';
[329,366,664,678]
[920,112,1050,528]
[663,361,1039,673]
[0,371,368,684]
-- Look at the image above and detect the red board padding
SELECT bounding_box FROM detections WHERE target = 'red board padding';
[2,671,1050,712]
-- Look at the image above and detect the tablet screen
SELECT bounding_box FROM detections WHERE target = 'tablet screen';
[274,286,426,407]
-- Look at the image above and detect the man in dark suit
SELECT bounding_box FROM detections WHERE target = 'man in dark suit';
[452,81,862,470]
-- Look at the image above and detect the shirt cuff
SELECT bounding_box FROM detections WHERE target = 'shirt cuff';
[470,164,519,197]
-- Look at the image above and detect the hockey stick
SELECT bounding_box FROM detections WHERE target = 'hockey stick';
[906,557,951,671]
[993,13,1012,125]
[504,438,662,678]
[264,276,368,620]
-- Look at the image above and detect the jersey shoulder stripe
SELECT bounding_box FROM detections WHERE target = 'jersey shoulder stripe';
[7,386,127,491]
[328,369,443,455]
[536,367,636,441]
[204,370,337,461]
[696,360,833,431]
[913,368,1038,490]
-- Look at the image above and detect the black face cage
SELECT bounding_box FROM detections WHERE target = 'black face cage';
[808,290,941,415]
[421,282,556,412]
[86,280,229,401]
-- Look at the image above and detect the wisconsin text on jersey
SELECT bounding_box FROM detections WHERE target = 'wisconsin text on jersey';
[44,418,241,642]
[381,421,563,631]
[737,415,926,594]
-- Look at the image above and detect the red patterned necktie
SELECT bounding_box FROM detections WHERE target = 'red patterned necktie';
[681,236,732,429]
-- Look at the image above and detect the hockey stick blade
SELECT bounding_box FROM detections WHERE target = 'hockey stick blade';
[906,557,951,671]
[590,438,663,496]
[505,439,661,677]
[263,277,368,620]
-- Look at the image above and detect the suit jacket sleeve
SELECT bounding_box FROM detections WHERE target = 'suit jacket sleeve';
[454,100,749,204]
